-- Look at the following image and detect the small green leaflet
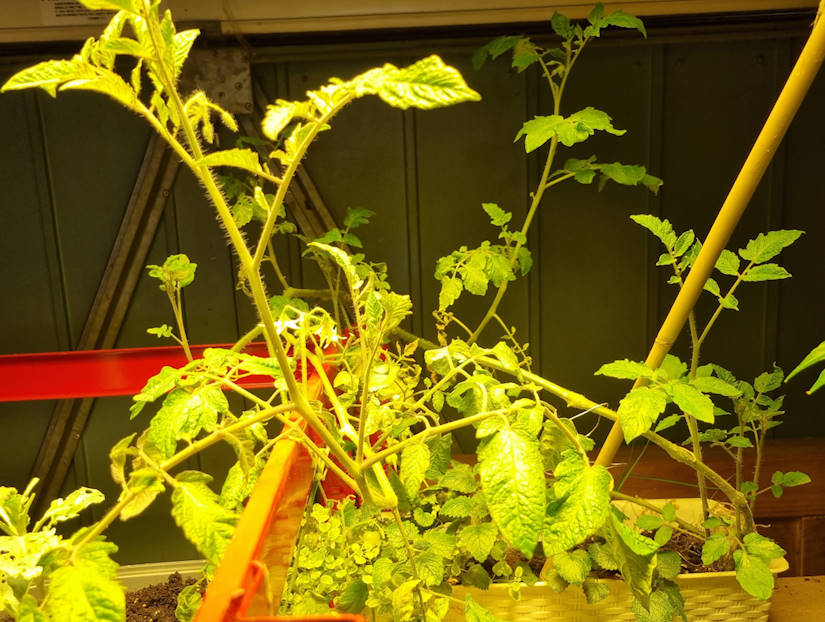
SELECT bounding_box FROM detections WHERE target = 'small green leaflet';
[472,35,523,70]
[416,549,445,586]
[515,107,625,151]
[738,230,803,264]
[336,579,368,613]
[39,487,104,526]
[459,523,498,562]
[716,249,741,276]
[630,214,677,249]
[482,203,512,226]
[170,471,239,565]
[742,263,792,282]
[617,386,668,442]
[595,359,654,380]
[543,451,612,555]
[702,533,731,566]
[439,276,463,310]
[440,462,478,493]
[743,533,786,562]
[690,375,741,398]
[440,495,474,518]
[552,549,591,585]
[478,425,545,557]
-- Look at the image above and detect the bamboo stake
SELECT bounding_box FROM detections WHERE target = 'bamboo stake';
[595,7,825,467]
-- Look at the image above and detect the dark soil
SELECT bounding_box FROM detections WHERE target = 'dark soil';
[125,572,196,622]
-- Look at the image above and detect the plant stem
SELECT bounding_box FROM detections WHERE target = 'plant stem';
[392,508,419,580]
[610,491,704,537]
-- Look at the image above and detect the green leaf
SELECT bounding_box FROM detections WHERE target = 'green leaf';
[595,359,653,380]
[170,471,238,565]
[786,341,825,390]
[553,549,591,585]
[481,202,512,227]
[1,59,84,96]
[440,462,478,493]
[423,530,457,559]
[739,230,803,264]
[308,242,362,290]
[562,157,598,184]
[172,29,199,78]
[777,471,811,487]
[607,512,657,608]
[635,514,663,531]
[588,542,618,570]
[716,249,741,276]
[336,579,368,613]
[459,523,498,563]
[598,163,647,187]
[654,525,673,546]
[175,582,203,622]
[604,10,647,37]
[416,549,445,586]
[472,35,523,70]
[755,367,784,392]
[690,376,742,397]
[400,442,430,498]
[465,594,506,622]
[543,452,612,555]
[200,148,263,176]
[702,533,730,565]
[44,540,124,622]
[440,495,474,518]
[671,382,715,423]
[582,578,611,604]
[743,533,786,562]
[551,13,575,39]
[478,425,545,557]
[359,55,481,110]
[742,263,792,282]
[515,107,625,151]
[630,214,677,249]
[617,386,668,442]
[40,488,104,526]
[657,551,681,579]
[734,550,774,600]
[344,207,375,228]
[439,276,463,310]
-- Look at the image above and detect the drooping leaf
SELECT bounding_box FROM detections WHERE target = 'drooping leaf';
[472,35,524,70]
[552,549,591,585]
[170,471,238,565]
[543,451,612,555]
[400,442,430,498]
[582,578,611,604]
[743,533,786,562]
[617,386,668,442]
[438,276,463,310]
[336,579,368,613]
[465,594,506,622]
[702,533,731,566]
[690,376,742,397]
[120,469,165,521]
[478,425,545,557]
[607,511,657,608]
[733,550,774,600]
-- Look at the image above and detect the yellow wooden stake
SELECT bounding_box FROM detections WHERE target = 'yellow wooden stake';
[596,5,825,468]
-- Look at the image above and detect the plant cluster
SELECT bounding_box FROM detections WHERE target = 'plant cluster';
[0,2,816,622]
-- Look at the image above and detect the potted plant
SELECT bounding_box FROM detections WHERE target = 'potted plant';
[0,1,817,621]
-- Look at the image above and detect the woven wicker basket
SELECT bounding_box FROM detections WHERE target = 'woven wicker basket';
[449,557,788,621]
[448,499,788,622]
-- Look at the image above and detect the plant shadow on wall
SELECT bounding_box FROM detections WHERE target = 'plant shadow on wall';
[0,1,818,621]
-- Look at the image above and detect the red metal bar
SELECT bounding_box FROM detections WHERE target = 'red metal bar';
[0,343,275,402]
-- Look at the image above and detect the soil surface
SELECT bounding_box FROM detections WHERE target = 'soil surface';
[126,572,196,622]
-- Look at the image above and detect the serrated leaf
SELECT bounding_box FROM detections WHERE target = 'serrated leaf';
[357,55,481,110]
[344,207,375,228]
[515,107,624,151]
[617,386,668,442]
[657,551,681,579]
[172,29,199,77]
[690,376,742,397]
[459,523,498,562]
[336,579,368,613]
[727,435,753,448]
[744,533,786,561]
[482,202,511,227]
[416,549,445,586]
[608,512,657,608]
[440,495,474,518]
[742,263,792,281]
[43,540,124,622]
[582,578,611,604]
[553,549,591,585]
[400,442,430,498]
[543,452,612,555]
[439,276,463,310]
[595,359,654,380]
[440,462,477,493]
[671,382,715,423]
[604,10,647,37]
[170,471,238,565]
[702,533,730,565]
[716,249,741,276]
[40,488,104,526]
[200,148,262,176]
[472,35,523,70]
[425,435,451,479]
[739,230,803,264]
[423,530,457,559]
[551,13,574,38]
[754,367,784,392]
[478,425,545,557]
[588,541,618,570]
[630,214,677,249]
[734,550,774,599]
[465,594,506,622]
